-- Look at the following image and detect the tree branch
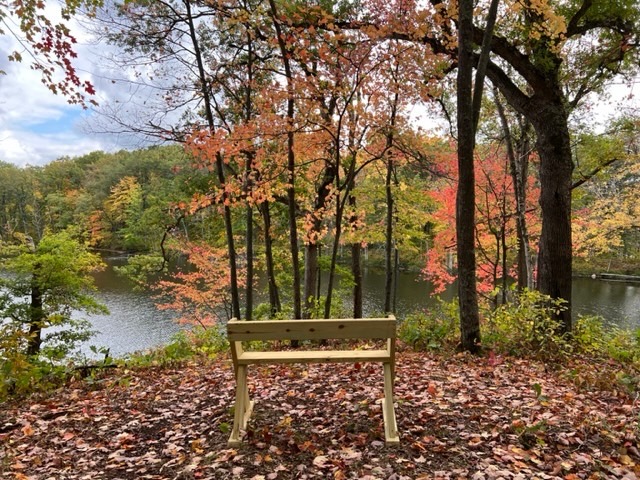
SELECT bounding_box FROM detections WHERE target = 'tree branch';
[571,157,619,190]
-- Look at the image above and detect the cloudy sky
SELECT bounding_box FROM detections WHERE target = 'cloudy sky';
[0,52,100,167]
[0,6,638,168]
[0,5,165,168]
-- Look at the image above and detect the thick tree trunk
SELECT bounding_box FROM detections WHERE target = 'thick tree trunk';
[456,0,481,353]
[531,100,574,332]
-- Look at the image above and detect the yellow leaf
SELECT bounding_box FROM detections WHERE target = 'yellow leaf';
[191,439,204,454]
[620,454,635,466]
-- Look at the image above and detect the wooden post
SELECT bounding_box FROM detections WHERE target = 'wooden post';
[382,362,399,445]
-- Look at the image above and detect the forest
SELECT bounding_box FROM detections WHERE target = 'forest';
[1,0,640,361]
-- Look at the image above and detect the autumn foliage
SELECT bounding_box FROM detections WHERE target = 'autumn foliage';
[154,242,246,328]
[2,352,640,478]
[424,144,540,300]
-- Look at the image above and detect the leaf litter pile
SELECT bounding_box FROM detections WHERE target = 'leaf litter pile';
[1,352,639,479]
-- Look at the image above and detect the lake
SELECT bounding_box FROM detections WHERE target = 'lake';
[76,257,640,358]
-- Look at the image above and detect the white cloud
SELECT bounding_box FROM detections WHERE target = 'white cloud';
[0,59,112,166]
[0,127,105,167]
[0,9,122,166]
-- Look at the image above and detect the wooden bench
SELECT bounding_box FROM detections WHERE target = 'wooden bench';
[227,316,399,446]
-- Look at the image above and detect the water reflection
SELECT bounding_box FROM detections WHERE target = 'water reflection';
[81,290,180,358]
[572,277,640,328]
[78,256,180,358]
[358,267,455,317]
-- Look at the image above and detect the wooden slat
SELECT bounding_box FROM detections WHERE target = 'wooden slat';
[227,317,396,342]
[236,349,390,365]
[387,338,396,382]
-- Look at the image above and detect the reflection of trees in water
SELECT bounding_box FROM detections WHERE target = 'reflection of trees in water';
[572,277,639,328]
[81,287,180,359]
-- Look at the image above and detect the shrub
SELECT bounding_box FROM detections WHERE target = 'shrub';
[573,315,640,364]
[0,321,87,400]
[483,288,571,362]
[399,298,459,351]
[571,315,608,356]
[124,325,229,368]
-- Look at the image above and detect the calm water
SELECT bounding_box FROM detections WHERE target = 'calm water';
[72,258,640,357]
[78,257,181,358]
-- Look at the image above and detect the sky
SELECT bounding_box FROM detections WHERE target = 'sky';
[0,4,161,168]
[0,9,113,167]
[0,6,638,168]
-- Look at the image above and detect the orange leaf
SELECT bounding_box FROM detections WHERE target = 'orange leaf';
[427,383,437,396]
[21,424,34,436]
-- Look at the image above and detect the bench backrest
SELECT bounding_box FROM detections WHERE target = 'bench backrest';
[227,316,396,342]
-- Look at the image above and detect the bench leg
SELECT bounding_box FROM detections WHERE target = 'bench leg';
[382,362,399,445]
[228,365,254,447]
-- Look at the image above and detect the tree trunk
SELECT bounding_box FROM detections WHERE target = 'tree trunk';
[244,28,255,321]
[494,90,533,291]
[323,197,346,319]
[456,0,481,353]
[351,242,362,318]
[286,133,302,321]
[501,222,508,305]
[384,157,394,313]
[268,0,301,320]
[531,100,574,332]
[516,121,534,290]
[303,166,336,318]
[304,242,319,318]
[380,78,400,314]
[245,203,254,320]
[260,202,281,316]
[392,246,399,313]
[316,246,322,300]
[26,274,44,356]
[185,0,241,319]
[349,186,362,318]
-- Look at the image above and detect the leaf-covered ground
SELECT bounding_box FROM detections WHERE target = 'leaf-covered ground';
[1,352,639,479]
